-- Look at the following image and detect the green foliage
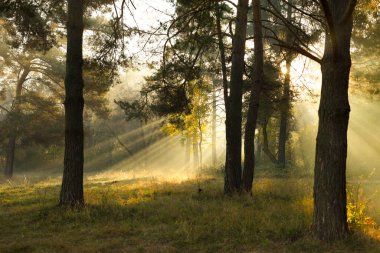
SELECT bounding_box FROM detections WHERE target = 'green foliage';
[116,98,153,122]
[0,3,121,174]
[161,80,211,140]
[1,92,64,146]
[122,0,226,147]
[351,0,380,98]
[0,0,65,50]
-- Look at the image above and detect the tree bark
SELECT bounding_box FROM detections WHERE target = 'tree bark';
[277,60,291,169]
[216,2,232,192]
[4,67,29,178]
[277,0,293,169]
[59,0,85,207]
[242,0,264,192]
[224,0,249,194]
[216,4,229,115]
[312,0,355,241]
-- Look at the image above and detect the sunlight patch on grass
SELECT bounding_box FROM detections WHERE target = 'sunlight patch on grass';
[1,173,380,253]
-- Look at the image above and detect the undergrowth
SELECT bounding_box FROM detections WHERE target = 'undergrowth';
[0,173,379,253]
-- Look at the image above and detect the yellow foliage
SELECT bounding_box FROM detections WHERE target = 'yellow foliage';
[347,184,377,227]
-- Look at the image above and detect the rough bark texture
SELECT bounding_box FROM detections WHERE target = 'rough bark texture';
[4,67,29,178]
[242,0,264,192]
[312,0,355,241]
[224,0,249,194]
[59,0,85,207]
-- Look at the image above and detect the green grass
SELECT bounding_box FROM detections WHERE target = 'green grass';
[1,172,380,253]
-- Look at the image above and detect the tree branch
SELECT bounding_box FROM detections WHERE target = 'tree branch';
[0,104,10,113]
[273,43,321,64]
[105,123,134,156]
[318,0,339,59]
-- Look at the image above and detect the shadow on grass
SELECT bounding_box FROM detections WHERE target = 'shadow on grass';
[0,177,380,253]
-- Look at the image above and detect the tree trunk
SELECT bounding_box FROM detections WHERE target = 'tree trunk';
[4,67,29,178]
[215,1,232,194]
[277,0,293,169]
[198,121,203,168]
[185,135,191,168]
[262,120,278,164]
[242,0,264,192]
[192,132,199,170]
[255,129,262,163]
[224,0,249,194]
[215,3,229,115]
[212,81,217,166]
[59,0,85,207]
[277,60,291,169]
[4,136,16,178]
[141,119,147,169]
[312,0,355,241]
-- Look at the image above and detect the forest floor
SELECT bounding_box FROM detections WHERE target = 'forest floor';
[1,168,380,253]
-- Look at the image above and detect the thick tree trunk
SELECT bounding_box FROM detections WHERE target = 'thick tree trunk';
[224,0,249,194]
[4,67,29,178]
[212,81,217,166]
[242,0,264,192]
[277,60,291,169]
[59,0,85,207]
[312,0,355,241]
